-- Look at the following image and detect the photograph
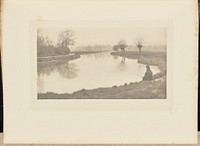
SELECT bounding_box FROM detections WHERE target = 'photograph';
[37,21,167,99]
[2,0,197,144]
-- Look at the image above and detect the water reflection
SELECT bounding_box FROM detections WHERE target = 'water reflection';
[37,52,160,94]
[56,63,78,79]
[38,61,78,79]
[121,57,126,64]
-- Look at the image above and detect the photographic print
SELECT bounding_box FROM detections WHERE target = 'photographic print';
[37,21,167,99]
[3,0,198,143]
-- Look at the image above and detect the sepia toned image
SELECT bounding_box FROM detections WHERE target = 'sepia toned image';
[37,21,167,99]
[3,0,198,143]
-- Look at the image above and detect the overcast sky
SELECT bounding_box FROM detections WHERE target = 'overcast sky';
[40,27,167,46]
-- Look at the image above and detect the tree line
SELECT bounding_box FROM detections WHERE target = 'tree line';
[37,28,145,57]
[113,38,144,54]
[37,29,75,57]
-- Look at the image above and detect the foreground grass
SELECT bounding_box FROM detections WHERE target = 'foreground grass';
[38,51,167,99]
[38,77,166,99]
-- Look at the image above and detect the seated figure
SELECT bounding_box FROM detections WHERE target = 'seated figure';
[143,65,153,81]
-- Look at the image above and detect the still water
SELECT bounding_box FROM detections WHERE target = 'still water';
[38,52,160,94]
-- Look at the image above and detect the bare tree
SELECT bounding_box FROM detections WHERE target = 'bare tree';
[37,28,55,57]
[113,45,119,51]
[56,30,76,54]
[135,37,144,54]
[117,40,127,52]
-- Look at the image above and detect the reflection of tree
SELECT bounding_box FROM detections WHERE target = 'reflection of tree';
[56,62,78,79]
[37,61,78,79]
[121,57,126,64]
[116,56,127,71]
[38,63,55,77]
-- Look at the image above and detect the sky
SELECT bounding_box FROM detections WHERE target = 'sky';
[40,27,167,46]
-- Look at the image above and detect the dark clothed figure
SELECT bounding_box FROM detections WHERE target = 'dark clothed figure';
[143,65,153,81]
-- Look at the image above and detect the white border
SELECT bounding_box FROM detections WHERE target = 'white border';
[2,0,198,144]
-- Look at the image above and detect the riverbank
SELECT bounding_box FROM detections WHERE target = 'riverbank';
[37,51,108,63]
[72,50,109,55]
[111,51,166,79]
[38,51,167,99]
[37,53,80,63]
[38,77,166,99]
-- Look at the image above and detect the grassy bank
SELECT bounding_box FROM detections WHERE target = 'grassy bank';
[111,51,166,79]
[38,77,166,99]
[38,51,167,99]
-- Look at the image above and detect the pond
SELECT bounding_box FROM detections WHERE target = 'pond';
[37,52,160,94]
